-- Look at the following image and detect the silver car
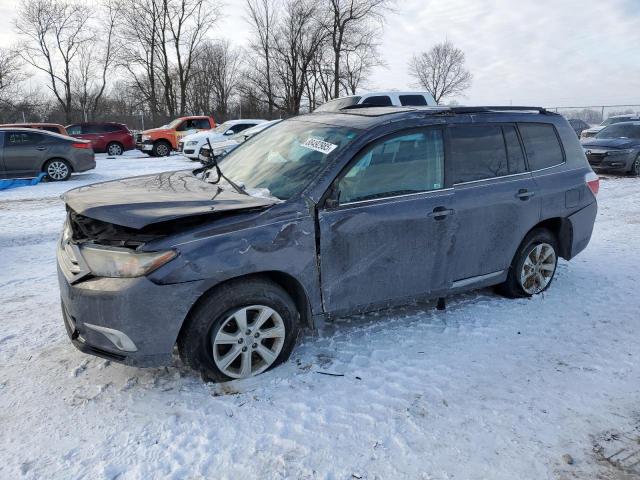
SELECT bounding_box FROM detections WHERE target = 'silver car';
[0,128,96,181]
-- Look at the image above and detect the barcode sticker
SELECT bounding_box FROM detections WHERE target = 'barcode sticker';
[301,137,338,154]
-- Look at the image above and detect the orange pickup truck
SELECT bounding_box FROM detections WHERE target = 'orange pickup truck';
[136,116,216,157]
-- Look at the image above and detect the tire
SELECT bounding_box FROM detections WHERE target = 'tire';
[43,159,72,181]
[497,228,559,298]
[106,142,124,156]
[629,155,640,177]
[152,140,171,158]
[178,278,300,382]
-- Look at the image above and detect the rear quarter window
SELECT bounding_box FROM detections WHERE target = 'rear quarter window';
[518,123,565,170]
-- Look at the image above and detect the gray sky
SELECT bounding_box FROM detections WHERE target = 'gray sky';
[1,0,639,107]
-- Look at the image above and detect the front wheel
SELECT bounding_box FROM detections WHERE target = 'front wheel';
[178,278,300,382]
[629,155,640,177]
[44,159,72,181]
[497,228,559,298]
[152,140,171,158]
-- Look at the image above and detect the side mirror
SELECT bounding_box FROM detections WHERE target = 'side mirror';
[324,185,341,209]
[224,129,235,136]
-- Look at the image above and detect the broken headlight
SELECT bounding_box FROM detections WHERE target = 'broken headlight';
[80,244,177,278]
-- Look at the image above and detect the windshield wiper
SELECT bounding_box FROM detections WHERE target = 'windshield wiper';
[194,138,249,196]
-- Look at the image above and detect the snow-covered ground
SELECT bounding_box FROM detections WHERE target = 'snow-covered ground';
[1,156,639,480]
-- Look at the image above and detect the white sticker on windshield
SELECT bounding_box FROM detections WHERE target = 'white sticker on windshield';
[301,137,338,154]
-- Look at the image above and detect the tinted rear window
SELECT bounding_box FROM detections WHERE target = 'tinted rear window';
[399,95,427,106]
[518,123,564,170]
[449,125,508,183]
[361,95,392,107]
[104,124,124,132]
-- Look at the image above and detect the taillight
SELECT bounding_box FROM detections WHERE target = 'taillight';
[585,171,599,196]
[72,142,90,149]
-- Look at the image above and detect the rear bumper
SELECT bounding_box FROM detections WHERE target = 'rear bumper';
[567,201,597,260]
[73,154,96,173]
[57,263,204,367]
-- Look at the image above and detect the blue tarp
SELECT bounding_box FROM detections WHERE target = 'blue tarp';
[0,173,47,191]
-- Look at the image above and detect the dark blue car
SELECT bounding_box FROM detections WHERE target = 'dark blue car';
[582,122,640,176]
[57,106,599,381]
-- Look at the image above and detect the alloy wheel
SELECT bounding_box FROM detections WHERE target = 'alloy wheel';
[212,305,286,379]
[47,161,69,181]
[519,242,557,295]
[156,143,169,157]
[108,143,123,156]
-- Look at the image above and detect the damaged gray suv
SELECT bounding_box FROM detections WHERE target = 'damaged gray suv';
[58,106,599,381]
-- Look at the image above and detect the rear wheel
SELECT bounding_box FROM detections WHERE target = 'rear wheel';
[44,159,72,181]
[497,228,559,298]
[106,142,124,156]
[152,140,171,158]
[178,278,300,382]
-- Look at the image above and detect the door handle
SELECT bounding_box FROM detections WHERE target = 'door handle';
[516,189,535,200]
[36,146,46,151]
[428,206,455,220]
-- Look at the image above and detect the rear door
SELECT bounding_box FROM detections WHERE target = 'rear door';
[318,126,456,314]
[1,130,50,178]
[448,124,541,284]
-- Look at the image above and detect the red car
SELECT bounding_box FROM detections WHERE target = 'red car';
[65,122,135,156]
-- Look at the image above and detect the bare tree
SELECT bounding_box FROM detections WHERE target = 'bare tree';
[16,0,93,122]
[325,0,390,99]
[0,49,26,105]
[73,0,120,120]
[245,0,278,116]
[118,0,163,124]
[272,0,326,114]
[163,0,220,115]
[408,41,472,104]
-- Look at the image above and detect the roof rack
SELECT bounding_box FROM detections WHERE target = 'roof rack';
[449,106,552,115]
[338,104,551,114]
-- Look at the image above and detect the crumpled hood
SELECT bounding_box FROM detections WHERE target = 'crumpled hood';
[62,171,278,229]
[181,130,225,143]
[582,138,640,149]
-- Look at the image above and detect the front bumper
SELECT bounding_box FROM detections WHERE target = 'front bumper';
[586,152,635,172]
[136,141,154,152]
[57,261,204,367]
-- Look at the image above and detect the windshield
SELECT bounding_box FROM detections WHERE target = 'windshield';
[315,96,361,112]
[595,124,640,140]
[216,120,359,200]
[210,122,232,133]
[602,117,636,126]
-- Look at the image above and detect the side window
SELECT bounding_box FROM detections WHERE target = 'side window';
[449,125,508,184]
[176,121,190,131]
[361,95,392,107]
[6,131,42,146]
[83,124,104,134]
[502,126,527,174]
[42,126,59,133]
[338,128,444,204]
[104,124,122,132]
[399,95,428,106]
[194,118,211,129]
[67,125,81,135]
[518,123,564,170]
[234,123,255,133]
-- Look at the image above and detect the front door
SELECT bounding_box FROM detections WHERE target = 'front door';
[2,130,48,178]
[447,124,541,282]
[318,127,456,314]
